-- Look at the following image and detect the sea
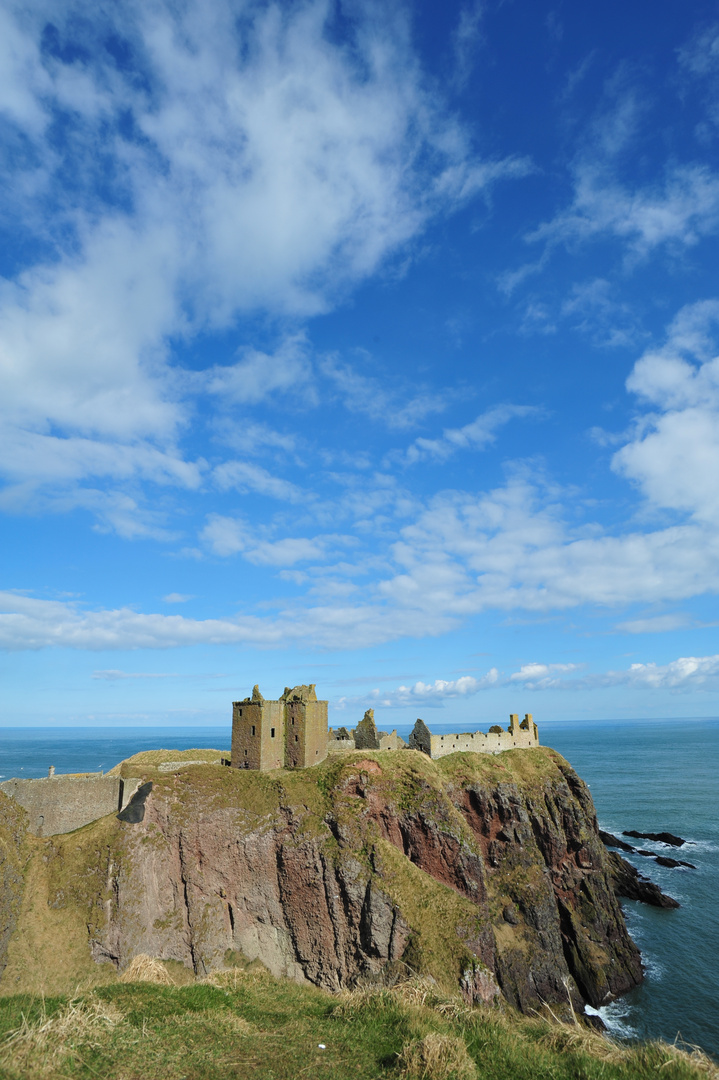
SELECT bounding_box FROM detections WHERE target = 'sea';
[0,717,717,1059]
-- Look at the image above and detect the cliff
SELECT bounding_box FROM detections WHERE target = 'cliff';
[0,791,27,979]
[0,746,643,1018]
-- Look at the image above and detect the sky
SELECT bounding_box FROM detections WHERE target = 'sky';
[2,0,719,730]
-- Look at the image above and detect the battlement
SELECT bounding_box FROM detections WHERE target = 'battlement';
[409,714,539,759]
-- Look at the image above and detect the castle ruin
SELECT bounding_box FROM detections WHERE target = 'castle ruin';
[231,687,539,770]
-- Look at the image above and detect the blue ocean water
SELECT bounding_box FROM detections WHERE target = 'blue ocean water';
[0,719,716,1057]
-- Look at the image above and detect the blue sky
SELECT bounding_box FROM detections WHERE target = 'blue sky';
[2,0,719,729]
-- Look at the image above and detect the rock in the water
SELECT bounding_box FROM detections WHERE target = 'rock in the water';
[606,851,680,908]
[655,856,696,869]
[598,829,635,852]
[623,830,685,847]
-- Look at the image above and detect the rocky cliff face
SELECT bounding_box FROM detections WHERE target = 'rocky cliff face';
[1,747,643,1017]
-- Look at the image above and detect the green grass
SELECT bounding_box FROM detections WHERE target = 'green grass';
[0,970,715,1080]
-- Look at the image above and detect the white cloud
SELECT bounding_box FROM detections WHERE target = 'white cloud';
[374,671,499,706]
[600,654,719,690]
[613,300,719,523]
[338,661,585,707]
[163,593,193,604]
[398,404,539,464]
[377,477,719,616]
[508,662,581,688]
[0,590,272,650]
[0,588,446,651]
[0,0,525,524]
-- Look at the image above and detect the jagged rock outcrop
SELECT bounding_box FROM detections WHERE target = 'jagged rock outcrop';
[605,850,680,909]
[0,747,645,1017]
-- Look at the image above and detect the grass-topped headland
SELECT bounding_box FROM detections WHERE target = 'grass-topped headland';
[0,745,642,1018]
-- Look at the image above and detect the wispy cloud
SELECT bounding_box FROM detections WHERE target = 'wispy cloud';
[615,614,693,634]
[199,515,353,567]
[528,163,719,261]
[396,404,540,465]
[212,461,306,503]
[92,670,180,680]
[320,355,449,430]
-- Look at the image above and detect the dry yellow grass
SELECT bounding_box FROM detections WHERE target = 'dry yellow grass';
[398,1032,478,1080]
[119,953,175,986]
[0,996,123,1076]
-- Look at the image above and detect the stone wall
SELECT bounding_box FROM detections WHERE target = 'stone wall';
[0,774,142,837]
[429,727,538,758]
[409,714,540,760]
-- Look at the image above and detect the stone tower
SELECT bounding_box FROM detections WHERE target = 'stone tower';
[281,684,328,768]
[231,683,328,771]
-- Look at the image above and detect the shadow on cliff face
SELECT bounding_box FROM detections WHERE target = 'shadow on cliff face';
[117,782,153,824]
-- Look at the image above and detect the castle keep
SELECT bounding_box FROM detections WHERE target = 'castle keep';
[231,684,328,772]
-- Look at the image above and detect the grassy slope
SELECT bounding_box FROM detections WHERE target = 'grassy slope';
[0,969,715,1080]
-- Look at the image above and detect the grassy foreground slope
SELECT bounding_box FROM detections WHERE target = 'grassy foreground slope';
[0,967,715,1080]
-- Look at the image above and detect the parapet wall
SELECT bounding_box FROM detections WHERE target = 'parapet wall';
[428,726,538,759]
[409,713,540,760]
[0,774,142,837]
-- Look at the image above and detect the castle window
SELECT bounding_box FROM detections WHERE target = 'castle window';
[295,735,298,742]
[244,749,247,757]
[251,725,255,736]
[271,728,275,738]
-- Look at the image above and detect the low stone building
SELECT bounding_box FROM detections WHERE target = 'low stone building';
[408,713,539,759]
